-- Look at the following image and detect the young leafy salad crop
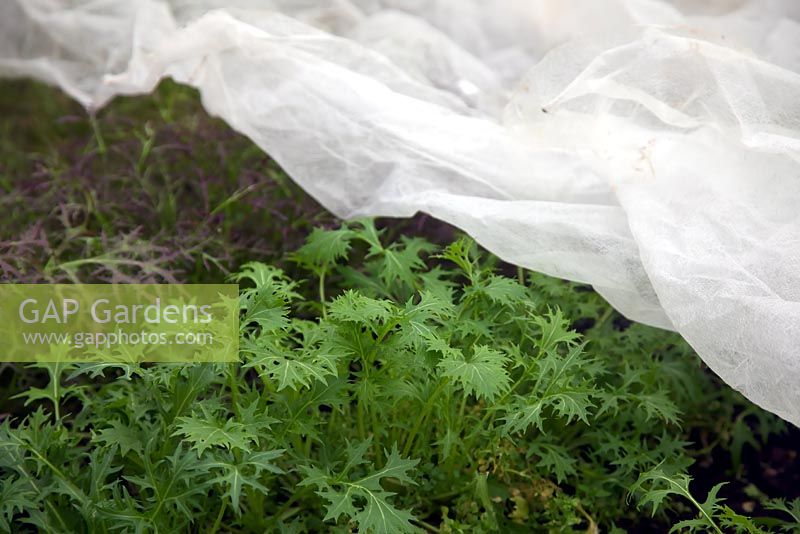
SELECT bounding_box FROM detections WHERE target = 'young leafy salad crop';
[1,220,797,533]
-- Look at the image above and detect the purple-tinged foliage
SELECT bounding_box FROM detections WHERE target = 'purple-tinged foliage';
[0,79,333,283]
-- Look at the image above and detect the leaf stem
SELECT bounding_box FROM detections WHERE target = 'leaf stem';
[658,474,724,534]
[90,112,106,155]
[357,398,366,441]
[403,379,448,456]
[228,363,241,419]
[413,518,441,533]
[209,499,226,534]
[319,266,328,319]
[456,394,468,436]
[269,487,313,525]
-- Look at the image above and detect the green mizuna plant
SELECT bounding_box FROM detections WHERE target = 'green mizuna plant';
[0,220,791,532]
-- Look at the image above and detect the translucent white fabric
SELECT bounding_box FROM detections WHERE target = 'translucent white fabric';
[2,0,798,425]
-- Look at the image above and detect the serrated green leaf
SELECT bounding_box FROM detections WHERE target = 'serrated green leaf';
[528,442,577,484]
[94,420,143,457]
[294,227,355,268]
[329,290,395,325]
[174,410,259,456]
[478,275,529,306]
[300,443,419,533]
[437,345,510,401]
[206,449,284,514]
[243,334,339,391]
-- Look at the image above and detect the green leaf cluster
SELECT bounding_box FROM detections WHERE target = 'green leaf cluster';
[0,221,791,532]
